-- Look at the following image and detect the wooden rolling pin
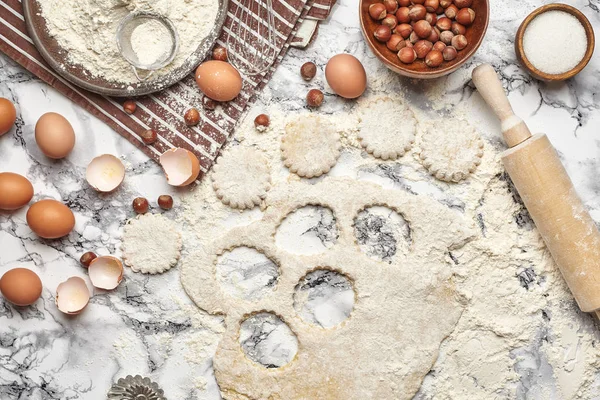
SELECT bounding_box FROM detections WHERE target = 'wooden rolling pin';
[472,64,600,318]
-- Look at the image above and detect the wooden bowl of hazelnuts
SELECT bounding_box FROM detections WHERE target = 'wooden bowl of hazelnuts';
[360,0,489,79]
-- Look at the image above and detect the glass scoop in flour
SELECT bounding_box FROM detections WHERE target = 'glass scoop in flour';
[116,12,179,81]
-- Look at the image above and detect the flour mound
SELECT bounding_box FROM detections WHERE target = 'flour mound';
[122,213,182,274]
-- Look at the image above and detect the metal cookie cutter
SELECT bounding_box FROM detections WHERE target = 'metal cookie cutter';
[107,374,166,400]
[116,12,180,81]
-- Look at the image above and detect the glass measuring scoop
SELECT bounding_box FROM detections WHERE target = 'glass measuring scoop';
[116,12,180,81]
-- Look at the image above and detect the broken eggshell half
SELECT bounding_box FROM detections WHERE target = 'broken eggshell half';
[86,154,125,192]
[159,148,200,186]
[88,256,123,290]
[56,276,90,315]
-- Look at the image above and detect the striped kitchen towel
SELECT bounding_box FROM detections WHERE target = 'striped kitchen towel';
[0,0,325,177]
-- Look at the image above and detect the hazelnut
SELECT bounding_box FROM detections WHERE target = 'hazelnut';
[398,47,417,64]
[396,7,411,23]
[158,195,174,210]
[254,113,270,130]
[374,25,392,42]
[440,30,455,45]
[307,89,324,107]
[455,8,475,26]
[140,129,157,145]
[387,34,405,51]
[412,0,425,4]
[427,27,440,42]
[300,62,317,81]
[451,34,468,50]
[398,0,410,5]
[435,5,444,14]
[453,0,472,8]
[404,40,414,48]
[395,23,413,39]
[425,12,437,26]
[212,46,227,61]
[433,41,447,52]
[451,21,466,35]
[409,31,419,44]
[132,197,149,214]
[425,50,443,67]
[382,14,398,30]
[423,0,439,12]
[383,0,399,13]
[436,17,452,31]
[80,251,97,268]
[202,96,217,110]
[440,0,453,7]
[396,39,410,51]
[414,40,433,59]
[413,20,432,39]
[184,108,200,126]
[368,3,387,20]
[442,45,458,61]
[123,100,136,114]
[408,5,426,21]
[445,4,458,19]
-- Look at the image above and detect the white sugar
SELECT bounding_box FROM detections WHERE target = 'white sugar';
[523,10,587,75]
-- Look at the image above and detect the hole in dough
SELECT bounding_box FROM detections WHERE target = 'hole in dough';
[216,247,279,301]
[275,205,338,255]
[354,206,411,263]
[239,312,298,368]
[293,269,355,328]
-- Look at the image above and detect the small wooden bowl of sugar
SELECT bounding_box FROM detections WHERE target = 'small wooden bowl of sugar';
[515,4,595,81]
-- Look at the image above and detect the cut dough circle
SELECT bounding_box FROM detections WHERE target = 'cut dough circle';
[122,213,182,274]
[281,114,342,178]
[357,96,416,160]
[212,146,271,209]
[418,119,484,182]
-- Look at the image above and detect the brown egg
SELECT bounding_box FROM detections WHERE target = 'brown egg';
[0,98,16,136]
[0,172,34,210]
[0,268,43,306]
[35,112,76,159]
[195,61,243,102]
[325,54,367,99]
[26,199,75,239]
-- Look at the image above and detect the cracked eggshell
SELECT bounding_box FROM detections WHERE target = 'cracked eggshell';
[86,154,125,192]
[56,277,90,315]
[88,256,123,290]
[159,148,200,186]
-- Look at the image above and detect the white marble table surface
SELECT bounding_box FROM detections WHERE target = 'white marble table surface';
[1,0,600,398]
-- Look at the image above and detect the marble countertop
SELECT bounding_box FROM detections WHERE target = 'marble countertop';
[2,0,600,399]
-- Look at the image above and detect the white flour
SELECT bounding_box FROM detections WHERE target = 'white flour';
[130,19,172,66]
[177,89,600,398]
[38,0,219,84]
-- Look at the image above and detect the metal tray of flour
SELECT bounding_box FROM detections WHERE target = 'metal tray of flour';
[22,0,228,97]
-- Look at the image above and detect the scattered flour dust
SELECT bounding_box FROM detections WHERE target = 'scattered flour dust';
[176,92,600,399]
[37,0,219,84]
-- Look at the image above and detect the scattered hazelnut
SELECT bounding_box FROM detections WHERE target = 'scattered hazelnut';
[413,20,432,39]
[383,0,399,13]
[202,96,217,110]
[123,100,136,114]
[423,0,439,12]
[184,108,200,126]
[374,25,392,42]
[254,114,270,130]
[451,21,466,35]
[456,8,475,26]
[436,17,452,31]
[440,0,453,7]
[80,251,97,268]
[132,197,149,214]
[387,34,405,51]
[427,28,440,43]
[440,30,455,45]
[398,47,417,64]
[395,7,411,23]
[212,46,228,61]
[425,50,444,67]
[398,0,410,5]
[158,195,174,210]
[453,0,472,8]
[408,5,426,21]
[369,3,387,20]
[443,45,458,61]
[300,62,317,81]
[433,41,447,52]
[395,23,413,39]
[414,40,433,59]
[382,14,398,30]
[445,4,458,19]
[425,12,437,26]
[140,129,157,145]
[306,89,324,107]
[409,31,420,44]
[451,34,468,50]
